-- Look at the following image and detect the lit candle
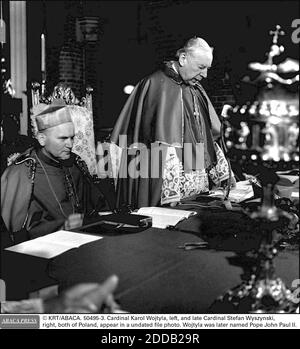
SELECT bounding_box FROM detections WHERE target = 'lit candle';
[41,33,45,72]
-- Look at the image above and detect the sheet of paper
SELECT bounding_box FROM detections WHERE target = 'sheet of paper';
[6,230,102,259]
[136,207,195,218]
[208,180,254,203]
[38,230,101,248]
[132,212,182,229]
[133,207,196,229]
[6,240,76,259]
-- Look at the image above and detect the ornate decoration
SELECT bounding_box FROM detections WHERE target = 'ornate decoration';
[213,25,299,313]
[31,82,93,111]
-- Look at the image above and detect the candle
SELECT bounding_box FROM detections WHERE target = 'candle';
[41,33,45,72]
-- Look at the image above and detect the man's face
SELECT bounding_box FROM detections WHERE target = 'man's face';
[40,122,75,160]
[179,49,213,82]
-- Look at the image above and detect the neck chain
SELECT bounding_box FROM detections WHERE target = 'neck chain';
[36,153,71,218]
[64,169,81,212]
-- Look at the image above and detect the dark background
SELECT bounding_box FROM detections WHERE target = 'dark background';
[2,0,299,134]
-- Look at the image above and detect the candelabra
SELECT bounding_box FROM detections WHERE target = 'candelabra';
[211,25,299,313]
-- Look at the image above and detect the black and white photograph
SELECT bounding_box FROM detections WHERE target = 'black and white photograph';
[0,0,299,332]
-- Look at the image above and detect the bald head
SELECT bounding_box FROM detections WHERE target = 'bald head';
[176,37,213,82]
[176,37,213,58]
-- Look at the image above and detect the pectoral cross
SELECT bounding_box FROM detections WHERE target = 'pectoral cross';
[191,89,201,118]
[269,25,285,44]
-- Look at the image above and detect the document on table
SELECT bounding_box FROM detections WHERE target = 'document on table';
[132,207,197,229]
[208,180,254,203]
[5,230,102,259]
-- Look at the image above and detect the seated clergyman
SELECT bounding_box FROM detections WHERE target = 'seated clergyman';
[1,103,109,242]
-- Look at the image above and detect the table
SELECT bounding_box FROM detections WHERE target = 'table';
[2,208,299,313]
[47,210,299,313]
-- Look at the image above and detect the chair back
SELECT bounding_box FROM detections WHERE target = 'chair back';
[30,83,97,175]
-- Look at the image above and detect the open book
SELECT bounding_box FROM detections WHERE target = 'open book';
[132,207,197,229]
[5,230,102,259]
